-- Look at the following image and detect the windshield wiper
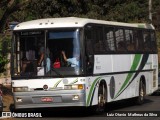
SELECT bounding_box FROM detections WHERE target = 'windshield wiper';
[51,68,63,77]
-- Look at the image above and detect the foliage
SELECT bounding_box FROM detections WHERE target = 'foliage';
[0,34,11,74]
[1,0,160,27]
[0,0,160,73]
[156,31,160,47]
[0,54,8,73]
[0,0,30,33]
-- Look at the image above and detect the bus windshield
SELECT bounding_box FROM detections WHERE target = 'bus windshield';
[12,29,83,78]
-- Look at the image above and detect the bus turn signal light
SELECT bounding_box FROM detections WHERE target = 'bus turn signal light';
[64,84,84,90]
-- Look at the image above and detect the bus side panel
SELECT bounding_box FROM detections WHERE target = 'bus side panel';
[152,54,158,92]
[93,55,132,74]
[112,55,132,73]
[87,54,158,106]
[93,55,113,74]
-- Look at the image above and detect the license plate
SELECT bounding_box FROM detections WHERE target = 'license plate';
[41,97,53,102]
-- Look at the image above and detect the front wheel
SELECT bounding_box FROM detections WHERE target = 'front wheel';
[94,83,106,114]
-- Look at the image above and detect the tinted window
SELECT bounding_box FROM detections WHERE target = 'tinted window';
[85,25,94,55]
[93,26,105,53]
[150,31,157,52]
[134,30,144,51]
[115,28,126,51]
[125,29,135,51]
[104,27,116,51]
[85,25,94,74]
[143,31,151,51]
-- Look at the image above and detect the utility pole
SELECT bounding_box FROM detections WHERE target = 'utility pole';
[149,0,152,23]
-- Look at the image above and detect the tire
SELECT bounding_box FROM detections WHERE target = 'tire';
[94,83,106,114]
[9,104,15,112]
[136,80,145,105]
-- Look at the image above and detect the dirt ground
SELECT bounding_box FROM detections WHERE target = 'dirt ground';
[2,85,15,120]
[2,85,13,111]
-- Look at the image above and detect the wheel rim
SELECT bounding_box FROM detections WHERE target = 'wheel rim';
[98,85,106,110]
[98,94,104,107]
[140,84,144,101]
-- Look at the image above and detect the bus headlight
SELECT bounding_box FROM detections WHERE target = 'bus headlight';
[13,87,28,92]
[64,84,84,90]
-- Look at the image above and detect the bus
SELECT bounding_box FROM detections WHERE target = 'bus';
[11,17,158,112]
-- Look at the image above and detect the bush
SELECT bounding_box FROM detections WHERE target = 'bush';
[0,53,8,73]
[0,34,11,74]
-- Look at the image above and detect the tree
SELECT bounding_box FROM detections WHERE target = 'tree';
[0,54,8,73]
[0,0,30,33]
[26,0,88,18]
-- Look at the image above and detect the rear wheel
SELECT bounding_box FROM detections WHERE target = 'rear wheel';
[136,80,145,105]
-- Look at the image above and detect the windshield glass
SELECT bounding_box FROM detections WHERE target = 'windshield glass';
[12,29,82,78]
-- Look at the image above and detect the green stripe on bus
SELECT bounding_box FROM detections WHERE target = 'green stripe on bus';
[53,79,62,88]
[86,77,101,106]
[114,54,142,99]
[69,78,78,85]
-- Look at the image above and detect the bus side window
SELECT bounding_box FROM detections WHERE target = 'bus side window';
[125,29,135,51]
[93,26,105,53]
[85,39,94,74]
[117,41,126,51]
[86,39,93,55]
[135,30,144,51]
[85,25,94,74]
[151,31,157,52]
[115,28,126,52]
[143,31,151,51]
[104,26,115,51]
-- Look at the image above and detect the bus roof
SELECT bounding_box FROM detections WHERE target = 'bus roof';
[14,17,155,30]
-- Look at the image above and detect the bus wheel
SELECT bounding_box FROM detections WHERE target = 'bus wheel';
[136,80,145,105]
[95,83,106,113]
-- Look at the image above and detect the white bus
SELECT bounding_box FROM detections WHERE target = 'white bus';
[11,17,158,112]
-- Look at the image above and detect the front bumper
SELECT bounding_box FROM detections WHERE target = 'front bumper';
[13,90,86,109]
